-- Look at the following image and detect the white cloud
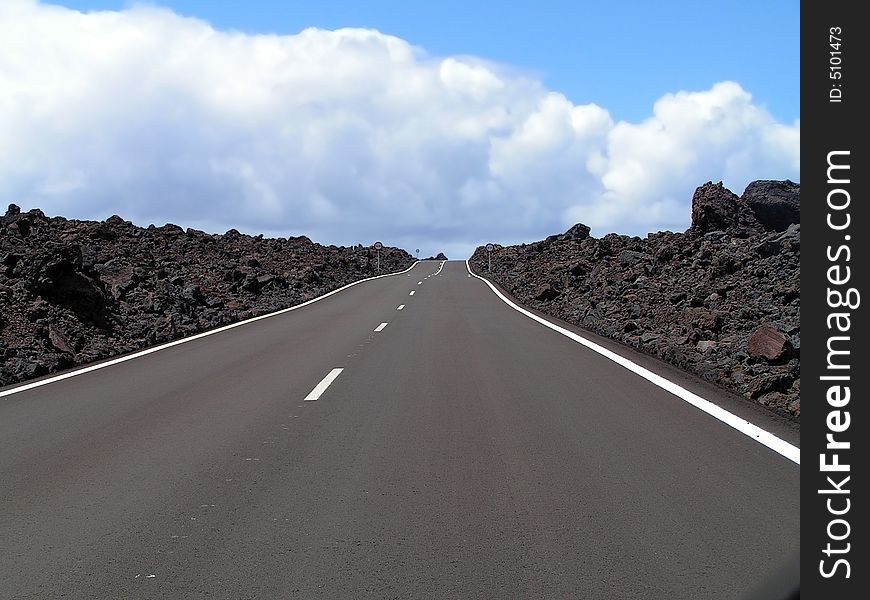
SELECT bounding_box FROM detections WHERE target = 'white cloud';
[0,1,799,258]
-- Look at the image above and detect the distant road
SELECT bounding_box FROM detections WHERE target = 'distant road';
[0,260,799,599]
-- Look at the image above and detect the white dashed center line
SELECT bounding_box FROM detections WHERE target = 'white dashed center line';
[417,281,422,285]
[374,322,388,332]
[304,368,344,402]
[409,291,415,296]
[397,304,405,310]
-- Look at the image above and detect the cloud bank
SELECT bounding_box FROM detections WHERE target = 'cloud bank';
[1,0,799,258]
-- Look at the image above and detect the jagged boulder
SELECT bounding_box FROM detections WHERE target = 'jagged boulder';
[742,180,800,231]
[561,223,591,241]
[690,182,739,233]
[690,181,763,236]
[747,324,791,361]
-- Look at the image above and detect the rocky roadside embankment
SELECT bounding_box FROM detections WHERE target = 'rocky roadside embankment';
[470,180,800,421]
[0,206,414,387]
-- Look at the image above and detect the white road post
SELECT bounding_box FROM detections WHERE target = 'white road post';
[374,241,383,273]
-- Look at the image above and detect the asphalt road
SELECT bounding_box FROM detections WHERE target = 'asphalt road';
[0,260,799,599]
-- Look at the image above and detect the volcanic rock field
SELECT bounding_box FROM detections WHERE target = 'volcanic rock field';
[0,207,413,387]
[470,180,800,421]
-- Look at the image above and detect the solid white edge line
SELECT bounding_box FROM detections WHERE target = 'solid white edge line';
[374,322,388,332]
[465,259,800,465]
[303,367,344,401]
[397,304,405,310]
[0,261,421,398]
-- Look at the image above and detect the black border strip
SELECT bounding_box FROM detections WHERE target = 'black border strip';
[802,3,867,597]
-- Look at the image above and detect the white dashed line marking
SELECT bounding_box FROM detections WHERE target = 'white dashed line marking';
[397,304,405,310]
[304,368,344,402]
[374,322,388,332]
[417,281,422,285]
[409,291,415,296]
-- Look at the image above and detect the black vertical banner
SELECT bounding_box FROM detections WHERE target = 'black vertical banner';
[802,2,867,598]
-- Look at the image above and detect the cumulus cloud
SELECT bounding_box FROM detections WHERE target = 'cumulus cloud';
[0,1,799,258]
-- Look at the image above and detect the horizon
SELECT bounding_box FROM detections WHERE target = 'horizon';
[8,175,798,260]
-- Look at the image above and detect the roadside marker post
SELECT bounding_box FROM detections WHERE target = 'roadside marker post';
[373,241,383,273]
[485,243,494,273]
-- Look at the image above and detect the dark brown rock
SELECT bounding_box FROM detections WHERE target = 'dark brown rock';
[561,223,591,240]
[690,182,739,234]
[48,325,75,355]
[747,324,790,361]
[742,180,800,232]
[534,284,560,302]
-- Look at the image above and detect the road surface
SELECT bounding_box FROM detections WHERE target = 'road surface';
[0,260,799,599]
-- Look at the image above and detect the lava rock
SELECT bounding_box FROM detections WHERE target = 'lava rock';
[534,284,560,302]
[561,223,591,241]
[696,340,717,353]
[747,324,791,361]
[742,180,800,232]
[48,325,75,355]
[690,182,739,234]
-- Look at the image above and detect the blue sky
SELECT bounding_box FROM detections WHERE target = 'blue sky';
[49,0,800,123]
[2,1,800,258]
